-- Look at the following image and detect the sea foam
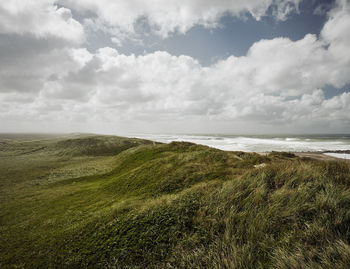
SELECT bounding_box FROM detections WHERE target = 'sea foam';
[130,134,350,152]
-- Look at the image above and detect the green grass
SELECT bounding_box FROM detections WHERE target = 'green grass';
[1,134,350,268]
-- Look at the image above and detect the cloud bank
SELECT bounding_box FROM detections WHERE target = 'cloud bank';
[0,0,349,133]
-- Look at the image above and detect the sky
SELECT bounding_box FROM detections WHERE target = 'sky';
[0,0,349,134]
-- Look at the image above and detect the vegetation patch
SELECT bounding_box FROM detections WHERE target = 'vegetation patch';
[1,134,350,268]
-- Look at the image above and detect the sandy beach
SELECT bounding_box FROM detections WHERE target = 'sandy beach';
[257,151,350,162]
[293,152,350,162]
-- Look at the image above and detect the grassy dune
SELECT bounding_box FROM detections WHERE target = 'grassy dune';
[1,134,350,268]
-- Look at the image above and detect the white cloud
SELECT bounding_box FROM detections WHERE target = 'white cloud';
[0,0,84,43]
[0,1,86,98]
[58,0,301,38]
[1,0,350,133]
[320,0,350,88]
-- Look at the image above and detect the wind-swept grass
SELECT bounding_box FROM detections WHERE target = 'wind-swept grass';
[1,134,350,268]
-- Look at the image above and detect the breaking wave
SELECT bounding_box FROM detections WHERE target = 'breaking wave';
[131,134,350,152]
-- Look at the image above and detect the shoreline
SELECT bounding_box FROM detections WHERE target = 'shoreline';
[258,151,350,161]
[293,152,349,161]
[1,133,350,162]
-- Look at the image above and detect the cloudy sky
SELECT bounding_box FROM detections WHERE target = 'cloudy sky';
[0,0,349,134]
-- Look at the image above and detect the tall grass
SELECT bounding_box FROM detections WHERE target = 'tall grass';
[1,135,350,268]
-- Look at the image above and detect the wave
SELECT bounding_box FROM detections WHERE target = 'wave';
[131,134,350,152]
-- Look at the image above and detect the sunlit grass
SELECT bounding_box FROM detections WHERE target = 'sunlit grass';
[1,135,349,268]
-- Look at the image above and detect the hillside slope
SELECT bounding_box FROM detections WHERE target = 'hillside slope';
[0,134,154,157]
[1,135,350,268]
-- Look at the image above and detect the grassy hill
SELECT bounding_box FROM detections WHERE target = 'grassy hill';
[1,134,350,268]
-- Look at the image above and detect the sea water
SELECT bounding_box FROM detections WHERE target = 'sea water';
[130,134,350,152]
[324,153,350,160]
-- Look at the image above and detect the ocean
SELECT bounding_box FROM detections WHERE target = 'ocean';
[130,134,350,153]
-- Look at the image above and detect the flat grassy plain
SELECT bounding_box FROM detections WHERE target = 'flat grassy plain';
[1,134,350,268]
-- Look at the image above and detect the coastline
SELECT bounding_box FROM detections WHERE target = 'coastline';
[294,152,349,161]
[257,151,350,161]
[131,134,350,153]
